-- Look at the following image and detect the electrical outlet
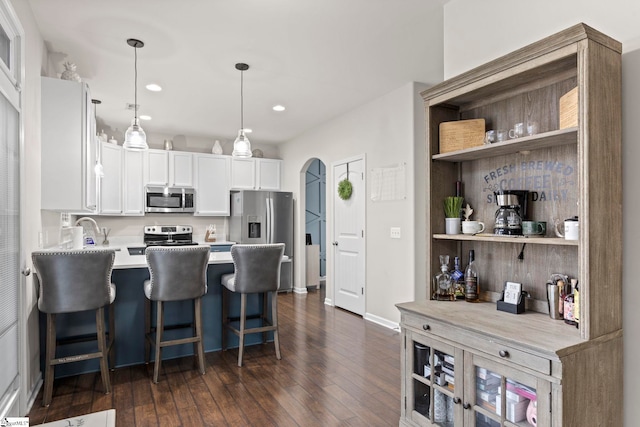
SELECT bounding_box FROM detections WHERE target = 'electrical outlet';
[390,227,401,239]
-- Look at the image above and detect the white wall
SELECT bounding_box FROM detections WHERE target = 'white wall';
[443,1,640,425]
[279,81,430,325]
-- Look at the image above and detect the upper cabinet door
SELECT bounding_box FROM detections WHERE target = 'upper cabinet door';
[145,149,169,186]
[169,151,193,187]
[257,158,281,190]
[99,142,123,215]
[230,157,257,190]
[123,149,145,215]
[193,153,230,216]
[41,77,97,212]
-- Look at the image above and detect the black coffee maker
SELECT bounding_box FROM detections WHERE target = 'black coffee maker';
[493,190,529,235]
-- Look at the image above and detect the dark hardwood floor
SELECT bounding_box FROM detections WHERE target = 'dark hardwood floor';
[28,287,402,426]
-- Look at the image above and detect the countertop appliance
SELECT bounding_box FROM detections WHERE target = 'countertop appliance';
[229,190,294,291]
[493,190,529,235]
[145,186,195,213]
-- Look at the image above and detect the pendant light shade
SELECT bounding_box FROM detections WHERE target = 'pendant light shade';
[123,38,148,150]
[232,63,252,157]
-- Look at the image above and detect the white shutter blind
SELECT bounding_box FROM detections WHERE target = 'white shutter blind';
[0,77,19,415]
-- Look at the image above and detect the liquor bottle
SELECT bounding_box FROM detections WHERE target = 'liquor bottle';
[433,255,454,301]
[563,280,577,326]
[464,250,479,302]
[451,256,465,300]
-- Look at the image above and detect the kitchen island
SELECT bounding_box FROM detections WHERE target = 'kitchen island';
[37,239,291,378]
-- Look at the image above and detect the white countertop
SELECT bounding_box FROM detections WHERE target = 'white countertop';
[43,237,289,270]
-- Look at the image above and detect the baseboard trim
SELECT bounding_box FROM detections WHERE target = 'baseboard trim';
[364,312,400,331]
[293,286,308,295]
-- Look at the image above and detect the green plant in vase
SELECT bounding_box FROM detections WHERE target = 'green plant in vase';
[443,196,464,235]
[443,196,464,218]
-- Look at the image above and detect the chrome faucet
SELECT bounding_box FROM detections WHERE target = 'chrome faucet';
[74,217,102,245]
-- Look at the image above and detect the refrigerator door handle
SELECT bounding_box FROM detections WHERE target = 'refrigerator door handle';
[266,196,272,243]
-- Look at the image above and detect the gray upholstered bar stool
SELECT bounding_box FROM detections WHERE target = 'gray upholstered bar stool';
[144,245,210,383]
[221,243,285,367]
[31,249,116,407]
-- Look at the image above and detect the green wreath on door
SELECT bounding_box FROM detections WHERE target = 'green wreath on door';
[338,178,353,200]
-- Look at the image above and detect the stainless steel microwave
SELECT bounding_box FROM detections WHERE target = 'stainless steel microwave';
[145,186,195,213]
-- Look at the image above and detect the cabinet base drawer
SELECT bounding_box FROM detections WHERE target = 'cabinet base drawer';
[401,312,551,375]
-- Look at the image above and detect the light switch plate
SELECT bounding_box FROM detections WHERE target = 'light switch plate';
[390,227,401,239]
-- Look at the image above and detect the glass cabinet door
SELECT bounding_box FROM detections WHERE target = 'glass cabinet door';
[406,331,463,426]
[465,354,550,427]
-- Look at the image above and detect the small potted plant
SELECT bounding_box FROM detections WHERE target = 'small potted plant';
[443,196,463,234]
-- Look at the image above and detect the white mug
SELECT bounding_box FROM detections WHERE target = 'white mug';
[554,217,579,240]
[462,220,485,235]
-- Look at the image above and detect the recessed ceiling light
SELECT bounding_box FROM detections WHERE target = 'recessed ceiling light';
[273,104,285,112]
[146,83,162,92]
[242,128,252,133]
[139,115,152,121]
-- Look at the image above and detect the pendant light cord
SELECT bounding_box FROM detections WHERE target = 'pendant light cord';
[240,68,244,131]
[134,46,138,121]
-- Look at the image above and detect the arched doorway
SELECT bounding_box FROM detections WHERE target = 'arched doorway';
[304,158,326,289]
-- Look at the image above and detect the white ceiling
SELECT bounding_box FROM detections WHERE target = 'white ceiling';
[27,0,446,145]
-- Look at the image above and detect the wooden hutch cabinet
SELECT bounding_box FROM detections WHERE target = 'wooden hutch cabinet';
[397,24,622,427]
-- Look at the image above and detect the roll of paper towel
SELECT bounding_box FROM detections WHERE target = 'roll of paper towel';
[71,226,84,249]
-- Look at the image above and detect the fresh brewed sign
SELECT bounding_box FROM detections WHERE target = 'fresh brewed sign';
[483,159,575,204]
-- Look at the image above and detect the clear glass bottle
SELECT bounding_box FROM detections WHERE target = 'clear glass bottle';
[451,256,465,300]
[433,255,454,301]
[464,250,479,302]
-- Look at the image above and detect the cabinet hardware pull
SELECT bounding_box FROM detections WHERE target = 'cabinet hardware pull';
[463,402,471,410]
[422,324,430,331]
[453,397,461,404]
[499,350,510,358]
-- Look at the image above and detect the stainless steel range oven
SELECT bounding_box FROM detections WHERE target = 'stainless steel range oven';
[127,225,197,255]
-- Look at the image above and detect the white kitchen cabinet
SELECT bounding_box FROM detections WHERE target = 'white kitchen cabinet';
[256,158,281,190]
[193,153,230,216]
[123,148,145,215]
[41,77,97,212]
[145,149,168,186]
[230,157,281,190]
[98,142,122,214]
[145,149,193,187]
[170,151,193,187]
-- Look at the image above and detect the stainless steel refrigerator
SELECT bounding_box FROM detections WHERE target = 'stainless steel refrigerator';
[229,190,294,291]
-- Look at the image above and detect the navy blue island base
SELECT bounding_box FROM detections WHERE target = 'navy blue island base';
[39,262,274,379]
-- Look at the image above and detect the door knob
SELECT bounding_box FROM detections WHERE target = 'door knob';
[453,397,461,404]
[332,241,338,246]
[463,402,471,410]
[21,267,31,277]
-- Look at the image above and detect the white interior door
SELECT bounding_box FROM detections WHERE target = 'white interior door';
[333,156,365,315]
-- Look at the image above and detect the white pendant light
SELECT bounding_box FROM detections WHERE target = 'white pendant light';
[232,63,252,157]
[123,38,148,150]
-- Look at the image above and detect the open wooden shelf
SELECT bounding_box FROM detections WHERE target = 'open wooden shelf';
[432,127,577,162]
[433,233,578,246]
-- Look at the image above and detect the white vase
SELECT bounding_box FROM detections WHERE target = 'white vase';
[212,140,223,154]
[445,217,461,235]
